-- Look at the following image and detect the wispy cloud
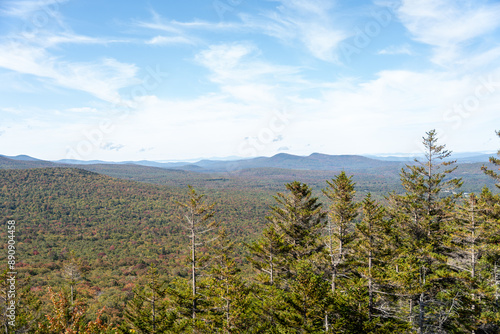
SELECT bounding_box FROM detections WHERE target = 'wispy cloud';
[145,35,194,45]
[135,12,234,46]
[0,0,67,18]
[1,0,70,33]
[397,0,500,66]
[195,42,299,84]
[240,0,347,62]
[0,41,139,102]
[136,10,241,33]
[0,0,139,103]
[378,43,412,55]
[194,42,304,104]
[9,31,130,49]
[137,1,347,62]
[101,142,124,151]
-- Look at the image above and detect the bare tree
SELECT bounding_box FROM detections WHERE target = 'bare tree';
[177,186,218,326]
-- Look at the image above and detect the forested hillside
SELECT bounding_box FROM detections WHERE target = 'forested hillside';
[1,130,500,333]
[0,168,272,331]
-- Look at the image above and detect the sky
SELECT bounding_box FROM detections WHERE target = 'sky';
[1,0,500,161]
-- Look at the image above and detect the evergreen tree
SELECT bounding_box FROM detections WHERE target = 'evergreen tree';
[474,188,500,332]
[123,264,182,333]
[277,261,332,333]
[247,181,326,333]
[265,181,326,281]
[205,228,256,333]
[354,193,387,321]
[388,129,462,333]
[247,225,289,286]
[322,171,359,293]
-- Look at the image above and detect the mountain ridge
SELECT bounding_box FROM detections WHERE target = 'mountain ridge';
[1,151,496,173]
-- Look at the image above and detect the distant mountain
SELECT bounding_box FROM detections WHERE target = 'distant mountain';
[0,156,61,169]
[453,154,495,163]
[364,155,417,162]
[0,154,44,162]
[3,151,498,174]
[163,153,404,173]
[366,152,495,163]
[57,159,119,165]
[1,153,497,197]
[57,158,194,169]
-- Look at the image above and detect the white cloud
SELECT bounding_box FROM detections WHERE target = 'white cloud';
[0,0,67,18]
[398,0,500,45]
[240,0,347,62]
[139,1,347,63]
[145,35,194,45]
[266,69,500,156]
[87,69,500,159]
[0,42,139,102]
[378,43,412,55]
[195,43,299,85]
[1,0,70,34]
[136,12,241,33]
[6,67,500,161]
[40,33,127,47]
[397,0,500,65]
[195,43,256,77]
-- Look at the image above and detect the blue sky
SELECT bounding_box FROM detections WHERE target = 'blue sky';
[1,0,500,161]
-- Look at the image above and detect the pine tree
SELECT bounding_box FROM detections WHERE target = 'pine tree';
[354,193,387,321]
[205,228,256,333]
[123,264,182,333]
[388,129,463,333]
[277,261,332,333]
[322,171,359,293]
[247,181,326,333]
[247,225,289,286]
[473,188,500,332]
[449,193,488,282]
[265,181,326,281]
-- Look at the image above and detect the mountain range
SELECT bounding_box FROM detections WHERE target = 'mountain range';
[1,151,495,173]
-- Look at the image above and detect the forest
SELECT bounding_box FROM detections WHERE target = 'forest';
[1,129,500,333]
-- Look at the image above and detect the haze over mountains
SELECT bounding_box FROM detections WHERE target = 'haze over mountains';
[0,151,494,173]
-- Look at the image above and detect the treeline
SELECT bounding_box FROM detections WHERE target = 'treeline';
[2,130,500,333]
[111,130,499,334]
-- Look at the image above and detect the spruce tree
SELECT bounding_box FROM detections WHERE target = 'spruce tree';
[388,129,462,333]
[124,264,181,333]
[322,171,359,293]
[354,193,386,321]
[265,181,326,280]
[204,228,256,333]
[247,181,325,333]
[277,261,332,333]
[247,225,289,286]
